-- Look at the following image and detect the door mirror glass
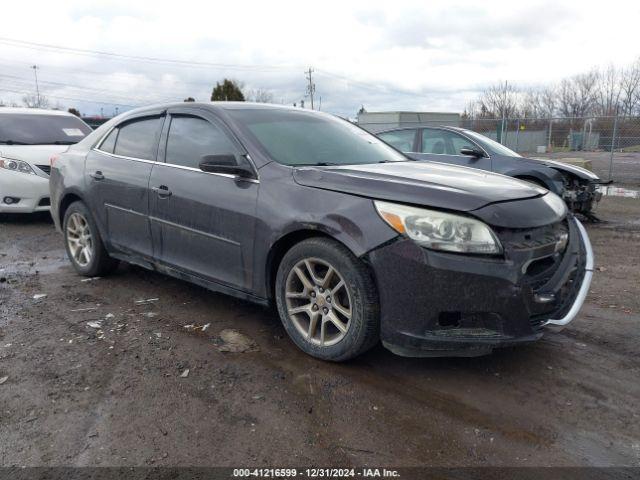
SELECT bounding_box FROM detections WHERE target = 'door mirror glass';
[199,154,254,178]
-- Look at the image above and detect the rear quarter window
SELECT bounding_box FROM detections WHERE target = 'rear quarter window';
[98,128,118,154]
[112,117,161,160]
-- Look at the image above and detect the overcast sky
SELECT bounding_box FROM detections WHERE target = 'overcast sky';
[0,0,638,117]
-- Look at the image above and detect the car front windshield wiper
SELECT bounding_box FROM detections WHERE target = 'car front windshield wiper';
[33,140,78,145]
[291,162,341,167]
[0,140,30,145]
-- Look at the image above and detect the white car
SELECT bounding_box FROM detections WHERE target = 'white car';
[0,108,92,213]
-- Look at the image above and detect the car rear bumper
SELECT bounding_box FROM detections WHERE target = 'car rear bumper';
[367,216,592,357]
[0,170,50,213]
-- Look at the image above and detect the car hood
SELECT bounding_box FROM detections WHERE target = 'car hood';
[293,161,547,212]
[0,145,70,165]
[520,156,600,181]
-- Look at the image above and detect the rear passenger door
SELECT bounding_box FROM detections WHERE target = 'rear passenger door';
[412,128,492,171]
[149,108,258,292]
[86,113,164,259]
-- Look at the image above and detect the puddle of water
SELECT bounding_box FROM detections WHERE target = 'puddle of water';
[598,186,640,199]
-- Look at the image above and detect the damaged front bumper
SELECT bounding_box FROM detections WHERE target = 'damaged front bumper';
[563,180,602,216]
[367,216,593,357]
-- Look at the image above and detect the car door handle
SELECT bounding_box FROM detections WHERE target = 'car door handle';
[90,171,105,180]
[152,185,172,198]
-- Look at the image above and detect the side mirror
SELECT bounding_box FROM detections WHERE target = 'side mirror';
[199,154,255,179]
[459,147,485,158]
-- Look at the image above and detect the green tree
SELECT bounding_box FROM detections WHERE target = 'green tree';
[68,108,81,117]
[211,79,245,101]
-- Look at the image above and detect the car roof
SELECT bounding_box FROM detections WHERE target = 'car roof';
[0,107,77,117]
[378,125,466,133]
[119,101,313,118]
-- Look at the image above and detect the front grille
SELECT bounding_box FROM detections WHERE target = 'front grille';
[497,221,569,253]
[495,219,579,331]
[36,164,51,175]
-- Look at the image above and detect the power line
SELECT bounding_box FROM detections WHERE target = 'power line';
[0,36,434,99]
[0,86,139,108]
[0,36,301,72]
[0,73,185,105]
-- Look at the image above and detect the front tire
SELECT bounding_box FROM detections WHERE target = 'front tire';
[275,237,379,361]
[63,201,119,277]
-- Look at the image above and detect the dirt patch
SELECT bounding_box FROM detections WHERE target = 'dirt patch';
[1,200,639,467]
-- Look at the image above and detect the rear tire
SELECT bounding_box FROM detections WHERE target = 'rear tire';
[275,237,379,361]
[63,201,119,277]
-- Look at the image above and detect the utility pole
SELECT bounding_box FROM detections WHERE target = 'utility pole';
[305,67,315,110]
[31,65,40,108]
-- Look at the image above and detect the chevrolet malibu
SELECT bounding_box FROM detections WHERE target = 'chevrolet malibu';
[50,103,593,361]
[0,108,92,213]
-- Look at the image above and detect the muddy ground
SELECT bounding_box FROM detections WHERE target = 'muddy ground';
[1,196,639,468]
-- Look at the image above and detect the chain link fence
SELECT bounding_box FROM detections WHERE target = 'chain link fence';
[358,115,640,187]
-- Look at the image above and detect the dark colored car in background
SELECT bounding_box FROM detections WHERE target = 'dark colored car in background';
[50,103,593,360]
[377,126,602,218]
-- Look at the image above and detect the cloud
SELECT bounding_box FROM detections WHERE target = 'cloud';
[0,0,638,117]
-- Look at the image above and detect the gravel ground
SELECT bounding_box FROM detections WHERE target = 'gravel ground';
[1,196,639,468]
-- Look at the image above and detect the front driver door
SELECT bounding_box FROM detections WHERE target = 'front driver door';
[411,128,492,172]
[149,108,258,292]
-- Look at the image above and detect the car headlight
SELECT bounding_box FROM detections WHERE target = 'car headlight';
[0,157,36,175]
[374,200,503,255]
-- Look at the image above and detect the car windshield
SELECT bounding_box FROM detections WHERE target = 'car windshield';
[227,108,407,166]
[0,113,92,145]
[462,129,522,157]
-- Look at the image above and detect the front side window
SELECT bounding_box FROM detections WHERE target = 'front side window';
[421,129,476,155]
[113,117,161,160]
[165,116,237,168]
[226,109,406,166]
[378,129,416,152]
[0,114,91,145]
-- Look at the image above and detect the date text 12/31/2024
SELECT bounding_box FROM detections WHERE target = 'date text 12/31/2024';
[232,468,400,478]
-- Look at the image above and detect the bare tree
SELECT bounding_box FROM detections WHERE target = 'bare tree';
[538,86,558,118]
[596,65,622,116]
[620,58,640,117]
[479,81,520,118]
[22,93,49,109]
[557,70,599,118]
[521,88,545,118]
[246,88,274,103]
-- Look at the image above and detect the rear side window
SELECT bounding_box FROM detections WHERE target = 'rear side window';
[378,129,416,152]
[99,128,118,154]
[421,129,476,155]
[113,117,161,160]
[165,115,236,169]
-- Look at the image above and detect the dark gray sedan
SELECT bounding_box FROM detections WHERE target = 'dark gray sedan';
[377,126,602,218]
[50,103,592,361]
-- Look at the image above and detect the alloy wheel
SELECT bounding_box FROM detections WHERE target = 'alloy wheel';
[66,212,94,267]
[285,257,352,346]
